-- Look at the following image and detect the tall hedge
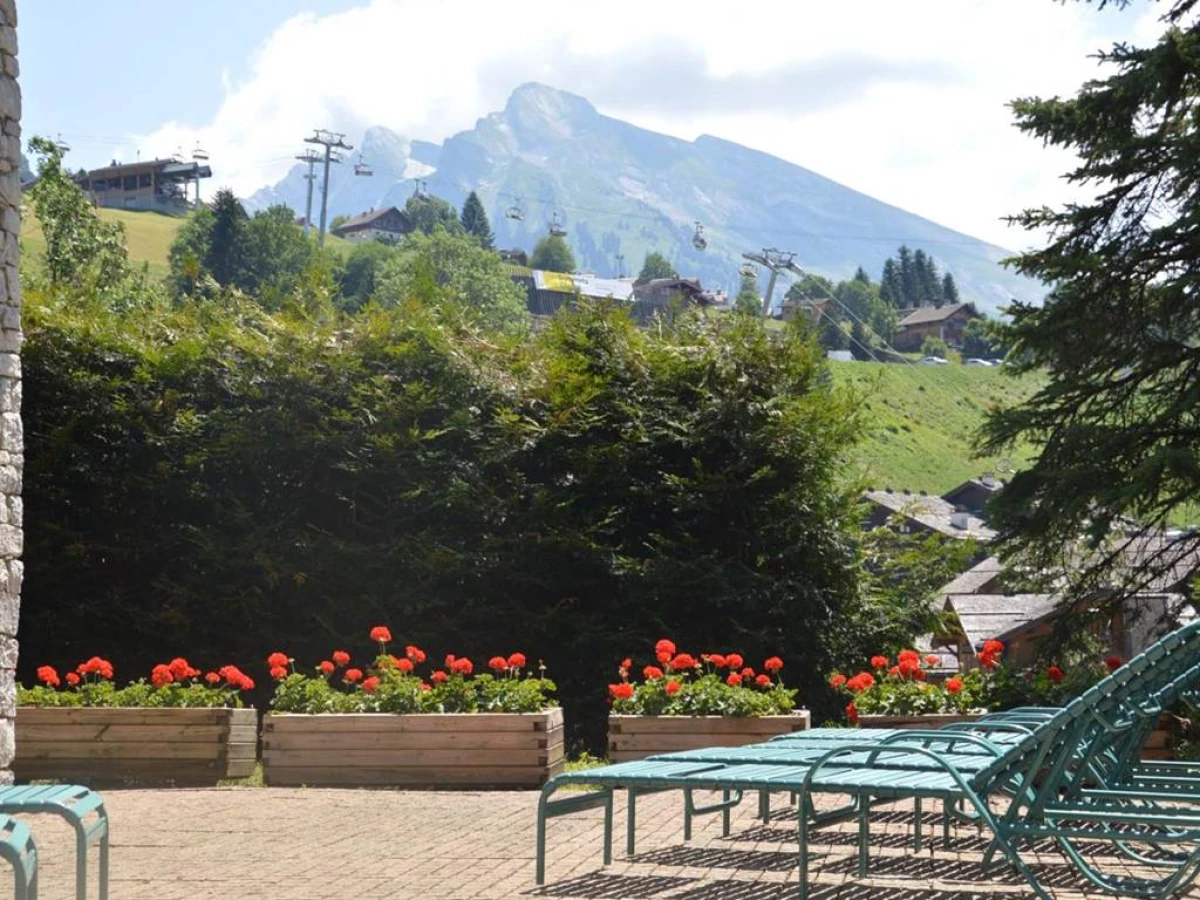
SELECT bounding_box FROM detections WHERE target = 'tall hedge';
[22,292,863,748]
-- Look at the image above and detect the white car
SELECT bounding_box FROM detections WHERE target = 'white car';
[964,358,993,367]
[920,356,949,365]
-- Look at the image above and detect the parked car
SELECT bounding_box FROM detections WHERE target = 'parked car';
[920,356,949,365]
[964,358,993,366]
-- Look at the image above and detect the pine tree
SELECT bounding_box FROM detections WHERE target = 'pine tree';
[897,245,916,308]
[853,266,871,285]
[941,272,960,305]
[879,258,902,308]
[460,191,494,250]
[530,235,576,273]
[206,188,249,288]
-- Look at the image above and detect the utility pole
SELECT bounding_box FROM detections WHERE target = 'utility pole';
[295,149,322,237]
[304,129,353,247]
[741,248,796,317]
[616,253,625,279]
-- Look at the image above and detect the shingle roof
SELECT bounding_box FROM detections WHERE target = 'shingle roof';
[945,593,1059,648]
[332,207,406,233]
[938,556,1005,596]
[898,303,977,327]
[865,490,996,541]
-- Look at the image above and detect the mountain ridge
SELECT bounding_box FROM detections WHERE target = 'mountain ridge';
[248,83,1041,314]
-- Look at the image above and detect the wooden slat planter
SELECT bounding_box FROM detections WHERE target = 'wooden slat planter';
[858,713,983,729]
[262,708,564,788]
[608,713,811,762]
[14,707,257,786]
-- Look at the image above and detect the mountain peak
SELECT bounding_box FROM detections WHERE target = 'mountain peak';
[504,83,597,133]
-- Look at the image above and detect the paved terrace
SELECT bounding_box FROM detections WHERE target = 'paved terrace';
[22,787,1161,900]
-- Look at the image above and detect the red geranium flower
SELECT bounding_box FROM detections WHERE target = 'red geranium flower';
[489,656,508,672]
[888,665,901,677]
[764,657,784,674]
[946,676,964,694]
[655,639,676,657]
[664,680,681,695]
[445,654,456,669]
[619,658,632,672]
[267,651,289,669]
[727,673,743,686]
[741,667,755,679]
[609,682,634,700]
[846,701,859,725]
[269,666,288,681]
[1105,656,1122,671]
[168,658,194,680]
[151,664,174,688]
[643,665,664,680]
[36,665,60,688]
[332,651,350,667]
[369,626,392,644]
[344,668,363,684]
[925,655,940,667]
[656,651,671,664]
[451,657,474,676]
[829,673,847,689]
[982,640,1004,655]
[898,658,921,679]
[405,645,426,664]
[205,671,220,685]
[1047,665,1064,683]
[219,665,254,691]
[755,674,771,687]
[725,653,744,670]
[898,649,920,665]
[361,676,380,693]
[979,652,999,670]
[706,653,727,668]
[870,656,889,669]
[396,658,414,674]
[508,653,526,670]
[318,660,335,675]
[65,672,80,687]
[77,657,114,679]
[669,653,697,671]
[431,670,447,684]
[419,682,431,692]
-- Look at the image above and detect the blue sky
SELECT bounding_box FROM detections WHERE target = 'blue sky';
[18,0,1161,247]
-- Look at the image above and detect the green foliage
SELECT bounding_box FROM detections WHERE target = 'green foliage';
[22,288,865,747]
[921,335,950,358]
[819,317,849,352]
[941,272,960,305]
[530,234,576,273]
[960,317,1002,360]
[609,651,796,717]
[337,240,394,313]
[459,191,494,249]
[735,271,761,313]
[206,189,250,287]
[25,136,134,302]
[637,251,677,282]
[980,0,1200,600]
[375,228,529,332]
[880,245,956,310]
[406,193,461,236]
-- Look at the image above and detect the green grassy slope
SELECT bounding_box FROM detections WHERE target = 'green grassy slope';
[831,361,1041,493]
[21,207,353,280]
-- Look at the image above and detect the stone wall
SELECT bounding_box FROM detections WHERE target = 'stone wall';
[0,0,20,784]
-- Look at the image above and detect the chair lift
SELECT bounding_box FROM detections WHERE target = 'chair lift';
[692,221,707,251]
[354,154,373,177]
[191,143,209,162]
[505,196,525,222]
[412,179,429,201]
[739,261,756,278]
[548,211,567,238]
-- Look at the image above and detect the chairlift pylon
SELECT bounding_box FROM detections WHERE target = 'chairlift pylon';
[412,179,429,201]
[692,221,707,251]
[548,211,567,238]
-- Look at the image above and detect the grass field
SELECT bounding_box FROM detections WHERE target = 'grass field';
[831,361,1041,493]
[21,206,353,280]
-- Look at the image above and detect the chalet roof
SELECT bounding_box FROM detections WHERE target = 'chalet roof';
[865,489,996,541]
[945,592,1059,649]
[938,556,1005,596]
[898,303,978,328]
[332,207,407,234]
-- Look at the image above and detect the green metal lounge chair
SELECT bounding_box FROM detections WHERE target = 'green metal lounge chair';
[0,815,38,900]
[536,620,1200,897]
[0,785,108,900]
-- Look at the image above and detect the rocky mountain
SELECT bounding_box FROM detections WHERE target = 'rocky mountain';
[250,84,1042,313]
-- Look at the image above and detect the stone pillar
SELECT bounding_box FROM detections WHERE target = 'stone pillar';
[0,0,20,785]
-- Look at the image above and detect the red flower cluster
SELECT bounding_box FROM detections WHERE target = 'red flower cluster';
[218,665,255,691]
[369,626,392,644]
[266,652,289,669]
[1105,656,1122,671]
[1047,665,1064,684]
[36,665,60,688]
[345,668,363,684]
[150,664,174,688]
[870,655,889,669]
[643,665,664,680]
[655,639,676,664]
[845,701,859,725]
[332,650,351,667]
[668,653,698,672]
[508,652,526,669]
[844,672,876,693]
[664,680,681,695]
[609,682,634,700]
[727,672,743,686]
[405,645,426,664]
[764,657,784,674]
[946,676,964,694]
[318,660,335,675]
[828,673,847,689]
[77,657,114,680]
[361,676,380,693]
[169,658,200,680]
[978,640,1004,670]
[449,656,474,676]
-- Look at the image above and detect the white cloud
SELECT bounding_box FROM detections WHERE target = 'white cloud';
[134,0,1166,248]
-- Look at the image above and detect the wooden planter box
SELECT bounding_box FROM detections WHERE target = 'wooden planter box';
[608,712,811,762]
[858,713,983,729]
[261,708,564,788]
[14,707,257,786]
